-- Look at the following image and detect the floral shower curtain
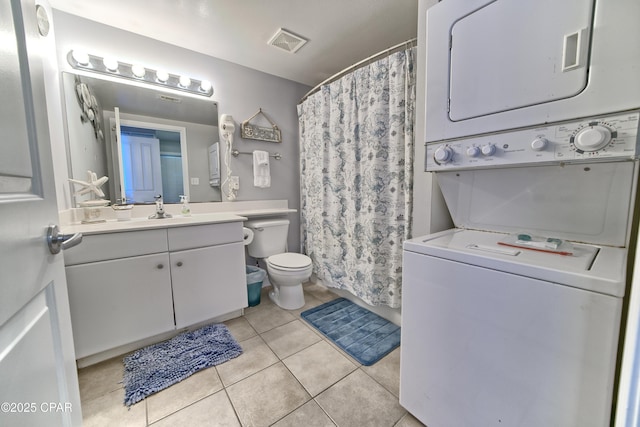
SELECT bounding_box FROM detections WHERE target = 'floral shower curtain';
[297,47,415,308]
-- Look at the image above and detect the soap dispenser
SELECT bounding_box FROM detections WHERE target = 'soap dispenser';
[179,195,191,216]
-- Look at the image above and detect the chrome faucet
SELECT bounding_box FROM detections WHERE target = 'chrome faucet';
[148,194,172,219]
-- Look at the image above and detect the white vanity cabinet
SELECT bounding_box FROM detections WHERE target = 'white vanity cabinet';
[64,229,174,359]
[167,223,247,329]
[64,221,247,359]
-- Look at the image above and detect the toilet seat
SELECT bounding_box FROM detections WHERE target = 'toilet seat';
[267,253,312,270]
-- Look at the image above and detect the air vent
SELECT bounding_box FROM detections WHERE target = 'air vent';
[268,28,308,53]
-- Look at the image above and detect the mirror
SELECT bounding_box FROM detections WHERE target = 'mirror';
[61,72,222,205]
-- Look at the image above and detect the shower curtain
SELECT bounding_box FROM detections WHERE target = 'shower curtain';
[297,47,415,308]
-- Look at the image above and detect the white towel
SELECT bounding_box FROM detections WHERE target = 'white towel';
[253,150,271,188]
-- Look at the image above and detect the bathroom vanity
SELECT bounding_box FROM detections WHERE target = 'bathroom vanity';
[60,201,296,366]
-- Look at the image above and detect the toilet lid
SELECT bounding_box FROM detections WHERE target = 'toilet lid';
[268,253,312,269]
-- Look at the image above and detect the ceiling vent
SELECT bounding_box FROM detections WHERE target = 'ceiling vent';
[268,28,308,53]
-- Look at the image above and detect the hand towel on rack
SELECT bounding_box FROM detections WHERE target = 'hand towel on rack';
[253,150,271,188]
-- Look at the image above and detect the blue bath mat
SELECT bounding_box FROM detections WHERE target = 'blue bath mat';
[301,298,400,366]
[123,323,242,406]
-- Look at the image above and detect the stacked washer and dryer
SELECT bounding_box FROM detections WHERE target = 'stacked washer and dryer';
[399,0,640,426]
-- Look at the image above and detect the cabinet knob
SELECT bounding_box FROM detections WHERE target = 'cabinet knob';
[176,261,183,267]
[157,264,164,269]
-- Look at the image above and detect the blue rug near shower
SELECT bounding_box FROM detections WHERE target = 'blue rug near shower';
[122,323,242,406]
[301,298,400,366]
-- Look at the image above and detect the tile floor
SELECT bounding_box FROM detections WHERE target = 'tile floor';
[77,283,425,427]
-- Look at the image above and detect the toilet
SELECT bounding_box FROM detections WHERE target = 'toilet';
[244,219,312,310]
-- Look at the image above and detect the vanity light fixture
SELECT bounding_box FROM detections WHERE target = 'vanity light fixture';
[67,50,214,97]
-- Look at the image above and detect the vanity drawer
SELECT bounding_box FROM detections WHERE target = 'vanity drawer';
[168,222,242,251]
[64,229,168,265]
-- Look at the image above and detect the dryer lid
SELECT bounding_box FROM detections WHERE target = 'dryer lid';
[268,253,311,269]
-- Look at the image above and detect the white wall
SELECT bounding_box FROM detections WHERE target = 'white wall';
[51,10,311,251]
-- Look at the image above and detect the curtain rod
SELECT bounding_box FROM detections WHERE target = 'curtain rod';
[299,38,417,104]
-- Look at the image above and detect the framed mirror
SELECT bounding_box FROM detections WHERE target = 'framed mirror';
[61,72,222,206]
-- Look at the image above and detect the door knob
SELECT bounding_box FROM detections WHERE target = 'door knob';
[47,225,83,254]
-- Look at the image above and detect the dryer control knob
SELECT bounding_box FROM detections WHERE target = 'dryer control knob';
[434,146,454,164]
[466,146,481,157]
[531,138,548,151]
[481,144,496,156]
[573,125,612,152]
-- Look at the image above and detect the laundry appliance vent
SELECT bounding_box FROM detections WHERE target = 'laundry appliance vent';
[268,28,308,53]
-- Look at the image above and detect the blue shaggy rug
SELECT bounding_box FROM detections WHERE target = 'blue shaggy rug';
[301,298,400,366]
[123,323,242,406]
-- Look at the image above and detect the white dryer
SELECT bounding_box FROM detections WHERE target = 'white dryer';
[424,0,640,142]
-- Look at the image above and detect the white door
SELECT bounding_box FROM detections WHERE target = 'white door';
[121,134,163,203]
[0,0,81,425]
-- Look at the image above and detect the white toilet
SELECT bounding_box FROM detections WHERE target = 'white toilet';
[244,219,312,310]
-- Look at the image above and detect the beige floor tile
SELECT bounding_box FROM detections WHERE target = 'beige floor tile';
[150,389,240,427]
[290,292,325,317]
[303,282,339,303]
[314,332,363,368]
[216,335,278,387]
[316,369,406,427]
[271,400,336,427]
[283,341,357,397]
[361,347,401,397]
[261,319,322,359]
[78,356,124,402]
[226,363,310,427]
[223,316,257,342]
[146,366,224,423]
[244,303,296,334]
[81,388,146,427]
[394,412,426,427]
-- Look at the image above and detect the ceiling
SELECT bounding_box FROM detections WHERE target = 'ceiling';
[47,0,420,88]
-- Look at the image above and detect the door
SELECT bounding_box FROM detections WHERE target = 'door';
[121,133,163,203]
[170,242,247,329]
[0,0,81,426]
[66,253,175,359]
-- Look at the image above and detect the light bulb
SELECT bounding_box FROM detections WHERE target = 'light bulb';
[156,70,169,83]
[131,64,146,78]
[103,57,118,72]
[71,49,90,65]
[179,75,191,88]
[200,80,212,92]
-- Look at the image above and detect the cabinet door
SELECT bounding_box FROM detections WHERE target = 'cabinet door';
[66,253,175,358]
[171,242,247,329]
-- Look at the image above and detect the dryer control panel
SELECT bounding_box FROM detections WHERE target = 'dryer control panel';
[426,111,640,171]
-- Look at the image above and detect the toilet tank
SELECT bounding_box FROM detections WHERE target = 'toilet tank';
[244,219,289,258]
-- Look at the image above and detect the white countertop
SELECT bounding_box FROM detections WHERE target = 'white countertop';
[62,212,248,235]
[60,200,297,236]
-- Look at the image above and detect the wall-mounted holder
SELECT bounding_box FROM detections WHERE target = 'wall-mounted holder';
[241,108,281,143]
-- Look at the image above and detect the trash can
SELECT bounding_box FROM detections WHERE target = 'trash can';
[246,265,266,307]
